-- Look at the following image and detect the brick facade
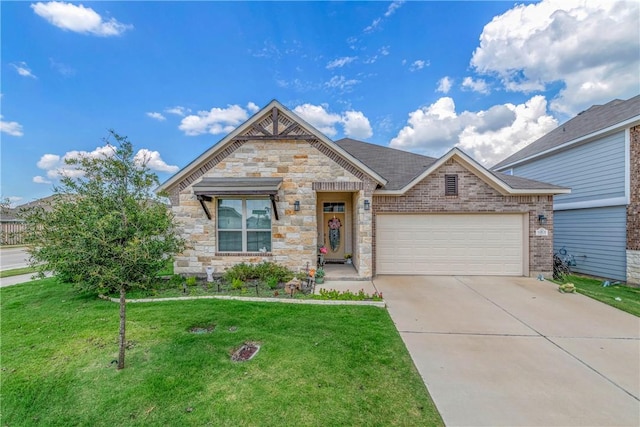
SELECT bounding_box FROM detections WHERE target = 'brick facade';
[372,159,554,276]
[627,125,640,284]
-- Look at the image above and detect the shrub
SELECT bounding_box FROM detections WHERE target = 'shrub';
[266,276,280,290]
[224,262,294,284]
[231,278,244,290]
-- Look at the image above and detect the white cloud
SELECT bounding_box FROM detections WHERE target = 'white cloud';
[35,144,178,182]
[179,105,249,136]
[31,1,133,36]
[324,75,361,92]
[146,112,166,121]
[342,111,373,139]
[0,116,24,136]
[385,0,405,18]
[437,76,453,94]
[409,60,428,72]
[364,0,405,32]
[461,77,490,94]
[33,176,52,185]
[294,104,342,136]
[364,18,382,33]
[49,58,75,76]
[294,103,373,139]
[165,106,191,116]
[471,0,640,115]
[134,149,179,173]
[246,102,260,113]
[11,62,37,79]
[326,56,357,69]
[37,154,61,170]
[389,96,557,166]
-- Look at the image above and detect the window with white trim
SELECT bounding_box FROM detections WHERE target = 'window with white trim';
[217,198,272,252]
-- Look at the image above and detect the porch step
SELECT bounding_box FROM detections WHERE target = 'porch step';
[324,276,370,281]
[321,263,364,281]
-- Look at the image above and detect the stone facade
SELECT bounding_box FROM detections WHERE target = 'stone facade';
[627,125,640,284]
[372,159,554,277]
[171,139,374,278]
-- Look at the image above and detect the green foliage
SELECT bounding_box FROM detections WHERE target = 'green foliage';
[224,261,294,284]
[168,274,183,288]
[266,276,280,290]
[231,278,244,290]
[185,276,197,287]
[315,267,325,279]
[18,130,186,369]
[315,288,383,301]
[20,131,185,295]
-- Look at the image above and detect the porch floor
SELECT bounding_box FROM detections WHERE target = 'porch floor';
[322,262,362,280]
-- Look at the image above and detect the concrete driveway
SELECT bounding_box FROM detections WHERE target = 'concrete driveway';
[375,276,640,427]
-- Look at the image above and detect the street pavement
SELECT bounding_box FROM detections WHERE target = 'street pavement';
[0,246,30,270]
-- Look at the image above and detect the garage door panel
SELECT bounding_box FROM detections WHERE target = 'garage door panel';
[376,214,525,276]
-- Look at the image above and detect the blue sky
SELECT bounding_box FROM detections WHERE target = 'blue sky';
[2,0,639,206]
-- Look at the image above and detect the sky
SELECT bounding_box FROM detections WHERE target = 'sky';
[2,0,639,207]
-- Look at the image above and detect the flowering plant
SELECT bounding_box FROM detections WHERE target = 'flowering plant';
[319,246,328,254]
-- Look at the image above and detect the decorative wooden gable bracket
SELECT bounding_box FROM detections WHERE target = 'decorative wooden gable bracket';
[196,195,212,220]
[232,107,316,141]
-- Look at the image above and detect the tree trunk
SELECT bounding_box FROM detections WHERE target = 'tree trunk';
[117,286,126,370]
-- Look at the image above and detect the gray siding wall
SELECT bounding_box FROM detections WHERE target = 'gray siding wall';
[511,131,626,205]
[555,206,627,281]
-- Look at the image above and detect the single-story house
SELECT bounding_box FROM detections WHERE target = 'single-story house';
[493,95,640,284]
[158,100,569,280]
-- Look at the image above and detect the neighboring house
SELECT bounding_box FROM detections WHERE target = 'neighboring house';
[158,100,568,280]
[493,95,640,284]
[1,195,59,246]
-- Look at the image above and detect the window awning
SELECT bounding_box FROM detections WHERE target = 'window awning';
[193,177,283,196]
[193,177,283,220]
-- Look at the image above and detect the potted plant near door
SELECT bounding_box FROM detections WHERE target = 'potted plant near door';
[315,267,325,284]
[344,253,352,264]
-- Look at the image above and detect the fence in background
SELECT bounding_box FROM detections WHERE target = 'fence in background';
[1,221,26,246]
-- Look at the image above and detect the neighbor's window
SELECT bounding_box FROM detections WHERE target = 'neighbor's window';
[217,198,272,252]
[445,174,458,196]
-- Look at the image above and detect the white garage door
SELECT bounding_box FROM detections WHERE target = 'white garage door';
[376,214,526,275]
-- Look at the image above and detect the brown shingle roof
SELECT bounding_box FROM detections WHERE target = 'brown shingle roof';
[335,138,437,191]
[493,95,640,170]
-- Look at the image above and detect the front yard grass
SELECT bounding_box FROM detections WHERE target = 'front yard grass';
[1,278,443,426]
[554,274,640,317]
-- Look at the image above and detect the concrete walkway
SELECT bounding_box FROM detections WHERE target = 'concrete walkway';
[375,275,640,427]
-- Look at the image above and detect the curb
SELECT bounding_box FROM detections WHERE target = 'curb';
[104,294,386,308]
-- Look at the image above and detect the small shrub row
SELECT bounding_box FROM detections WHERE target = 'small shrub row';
[223,261,295,284]
[314,288,383,301]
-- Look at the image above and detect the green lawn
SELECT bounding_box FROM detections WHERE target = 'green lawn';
[1,279,443,426]
[555,274,640,317]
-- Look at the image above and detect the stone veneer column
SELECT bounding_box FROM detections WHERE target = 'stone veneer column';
[627,125,640,285]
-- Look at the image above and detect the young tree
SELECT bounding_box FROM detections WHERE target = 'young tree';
[22,131,185,369]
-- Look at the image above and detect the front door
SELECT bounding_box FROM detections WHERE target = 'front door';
[322,202,346,261]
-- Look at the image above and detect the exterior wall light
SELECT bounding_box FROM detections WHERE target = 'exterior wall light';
[364,199,371,210]
[294,200,300,212]
[538,214,547,225]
